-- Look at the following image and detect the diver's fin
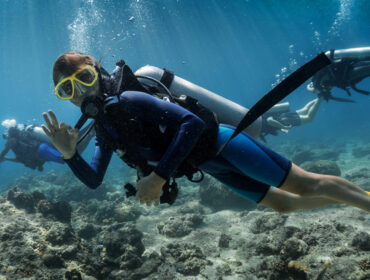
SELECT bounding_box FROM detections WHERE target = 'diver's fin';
[329,96,356,103]
[366,191,370,195]
[351,84,370,95]
[318,91,355,103]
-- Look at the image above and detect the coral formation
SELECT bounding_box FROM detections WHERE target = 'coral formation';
[0,138,369,279]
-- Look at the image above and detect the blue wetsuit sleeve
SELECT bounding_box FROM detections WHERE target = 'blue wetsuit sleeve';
[37,143,64,164]
[112,91,205,179]
[64,136,113,189]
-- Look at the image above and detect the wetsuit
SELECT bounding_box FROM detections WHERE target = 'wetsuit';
[37,143,64,163]
[65,91,291,203]
[278,112,301,126]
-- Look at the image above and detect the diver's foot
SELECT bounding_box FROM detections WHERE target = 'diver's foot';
[306,82,318,93]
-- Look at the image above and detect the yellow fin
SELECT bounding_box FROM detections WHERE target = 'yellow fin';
[367,191,370,195]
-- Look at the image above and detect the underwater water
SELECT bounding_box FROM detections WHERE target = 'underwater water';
[0,0,369,279]
[0,0,369,182]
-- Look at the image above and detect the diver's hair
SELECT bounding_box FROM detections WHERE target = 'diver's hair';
[53,51,100,85]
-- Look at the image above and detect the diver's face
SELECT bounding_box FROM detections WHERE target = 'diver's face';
[62,55,100,107]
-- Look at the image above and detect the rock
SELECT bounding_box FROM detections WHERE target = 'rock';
[351,232,370,251]
[160,243,210,276]
[36,199,54,215]
[65,269,82,280]
[129,251,162,279]
[281,238,308,259]
[333,247,356,257]
[255,235,283,256]
[299,223,339,247]
[45,223,75,245]
[157,214,203,238]
[300,160,341,176]
[52,201,72,222]
[198,176,256,211]
[36,200,72,223]
[218,233,232,249]
[95,201,141,224]
[250,213,287,234]
[7,187,35,212]
[101,224,145,270]
[42,254,65,268]
[61,245,79,260]
[31,191,46,203]
[216,263,232,276]
[77,223,98,239]
[112,202,141,223]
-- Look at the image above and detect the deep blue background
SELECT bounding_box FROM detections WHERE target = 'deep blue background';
[0,0,369,185]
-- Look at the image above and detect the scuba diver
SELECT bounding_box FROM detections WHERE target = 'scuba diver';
[0,118,94,171]
[42,51,369,213]
[260,97,323,142]
[307,47,370,102]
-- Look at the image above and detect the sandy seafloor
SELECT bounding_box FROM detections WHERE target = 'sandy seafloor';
[0,137,369,280]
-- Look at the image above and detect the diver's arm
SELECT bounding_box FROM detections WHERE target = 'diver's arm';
[0,139,15,162]
[114,91,205,180]
[64,137,113,189]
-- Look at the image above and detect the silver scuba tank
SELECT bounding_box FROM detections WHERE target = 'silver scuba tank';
[134,65,262,139]
[325,47,370,62]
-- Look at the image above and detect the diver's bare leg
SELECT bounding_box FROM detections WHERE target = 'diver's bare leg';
[297,97,323,124]
[280,164,370,212]
[295,98,318,115]
[259,187,341,213]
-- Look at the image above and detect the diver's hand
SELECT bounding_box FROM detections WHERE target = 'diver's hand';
[281,125,292,134]
[135,172,166,207]
[42,110,79,159]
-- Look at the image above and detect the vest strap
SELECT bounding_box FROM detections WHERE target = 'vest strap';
[160,68,175,89]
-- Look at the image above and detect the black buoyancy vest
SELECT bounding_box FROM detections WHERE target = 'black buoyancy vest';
[96,61,219,180]
[8,126,45,170]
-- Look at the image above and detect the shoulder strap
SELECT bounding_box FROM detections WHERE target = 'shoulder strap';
[160,69,175,89]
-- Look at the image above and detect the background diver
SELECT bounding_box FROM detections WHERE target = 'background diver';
[41,51,369,213]
[259,97,324,141]
[307,47,370,102]
[261,46,370,140]
[0,118,94,171]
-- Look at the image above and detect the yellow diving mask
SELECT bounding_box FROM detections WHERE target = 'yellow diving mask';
[54,66,98,100]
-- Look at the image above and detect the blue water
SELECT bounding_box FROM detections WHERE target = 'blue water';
[0,0,369,186]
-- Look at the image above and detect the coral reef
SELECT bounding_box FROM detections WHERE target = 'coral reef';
[0,138,369,279]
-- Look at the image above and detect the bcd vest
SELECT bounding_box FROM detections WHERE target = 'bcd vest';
[95,60,219,181]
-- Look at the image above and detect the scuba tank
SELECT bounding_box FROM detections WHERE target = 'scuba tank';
[134,65,262,139]
[326,47,370,62]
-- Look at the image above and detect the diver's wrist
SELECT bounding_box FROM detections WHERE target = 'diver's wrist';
[62,150,76,160]
[150,172,166,186]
